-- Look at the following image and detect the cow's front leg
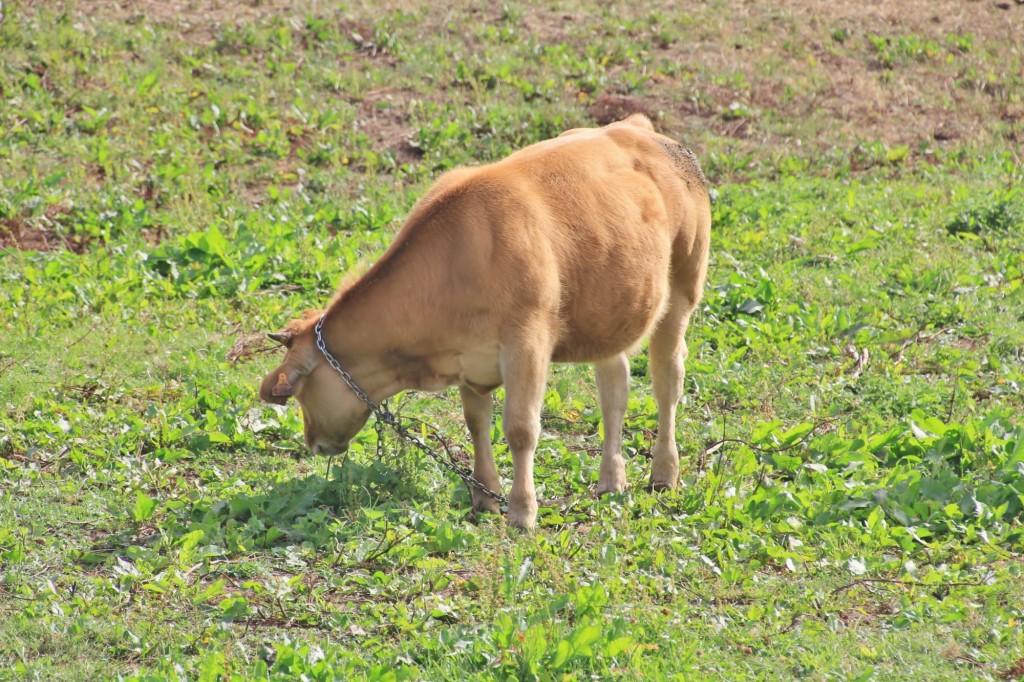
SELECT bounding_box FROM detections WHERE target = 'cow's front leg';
[500,344,549,530]
[459,385,501,515]
[595,353,629,495]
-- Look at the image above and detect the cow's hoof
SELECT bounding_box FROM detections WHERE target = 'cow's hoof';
[596,479,627,496]
[648,479,676,492]
[596,459,627,496]
[506,506,538,532]
[471,490,502,516]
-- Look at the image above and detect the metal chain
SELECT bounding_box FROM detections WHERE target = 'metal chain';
[314,315,508,505]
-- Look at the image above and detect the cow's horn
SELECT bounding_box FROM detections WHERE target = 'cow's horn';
[267,330,294,347]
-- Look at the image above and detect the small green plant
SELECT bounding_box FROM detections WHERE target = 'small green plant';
[868,33,942,68]
[946,188,1023,236]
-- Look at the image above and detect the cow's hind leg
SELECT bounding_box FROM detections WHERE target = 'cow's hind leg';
[460,385,502,515]
[648,295,699,490]
[595,353,629,495]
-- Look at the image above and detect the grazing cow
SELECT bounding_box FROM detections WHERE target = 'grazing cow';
[260,114,710,530]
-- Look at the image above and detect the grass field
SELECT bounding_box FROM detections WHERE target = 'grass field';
[2,1,1024,680]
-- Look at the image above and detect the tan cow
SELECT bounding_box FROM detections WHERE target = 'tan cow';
[260,114,710,530]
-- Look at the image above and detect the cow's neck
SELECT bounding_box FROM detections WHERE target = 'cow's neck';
[317,265,456,402]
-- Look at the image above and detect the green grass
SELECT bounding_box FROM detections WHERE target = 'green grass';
[2,2,1023,680]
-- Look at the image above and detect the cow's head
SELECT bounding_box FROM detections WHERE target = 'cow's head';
[259,311,372,455]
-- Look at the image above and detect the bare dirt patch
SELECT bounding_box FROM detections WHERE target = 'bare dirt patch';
[588,95,660,126]
[0,217,90,254]
[353,88,428,165]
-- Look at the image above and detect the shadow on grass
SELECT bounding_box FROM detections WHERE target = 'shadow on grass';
[79,459,428,565]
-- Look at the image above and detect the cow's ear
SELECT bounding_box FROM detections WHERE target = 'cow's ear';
[261,365,299,404]
[270,372,295,397]
[267,330,294,347]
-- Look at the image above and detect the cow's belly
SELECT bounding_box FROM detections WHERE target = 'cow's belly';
[545,213,673,363]
[551,278,668,363]
[551,314,661,362]
[457,341,503,393]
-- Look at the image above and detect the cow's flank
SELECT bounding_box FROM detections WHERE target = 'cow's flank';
[260,114,711,530]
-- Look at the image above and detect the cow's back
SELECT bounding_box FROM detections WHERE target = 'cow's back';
[477,118,710,362]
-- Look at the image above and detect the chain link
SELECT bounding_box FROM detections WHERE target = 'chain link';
[314,315,508,505]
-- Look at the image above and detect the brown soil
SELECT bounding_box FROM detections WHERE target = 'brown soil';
[0,217,90,254]
[355,88,427,166]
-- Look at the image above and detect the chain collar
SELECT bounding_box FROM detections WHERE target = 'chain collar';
[313,315,507,505]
